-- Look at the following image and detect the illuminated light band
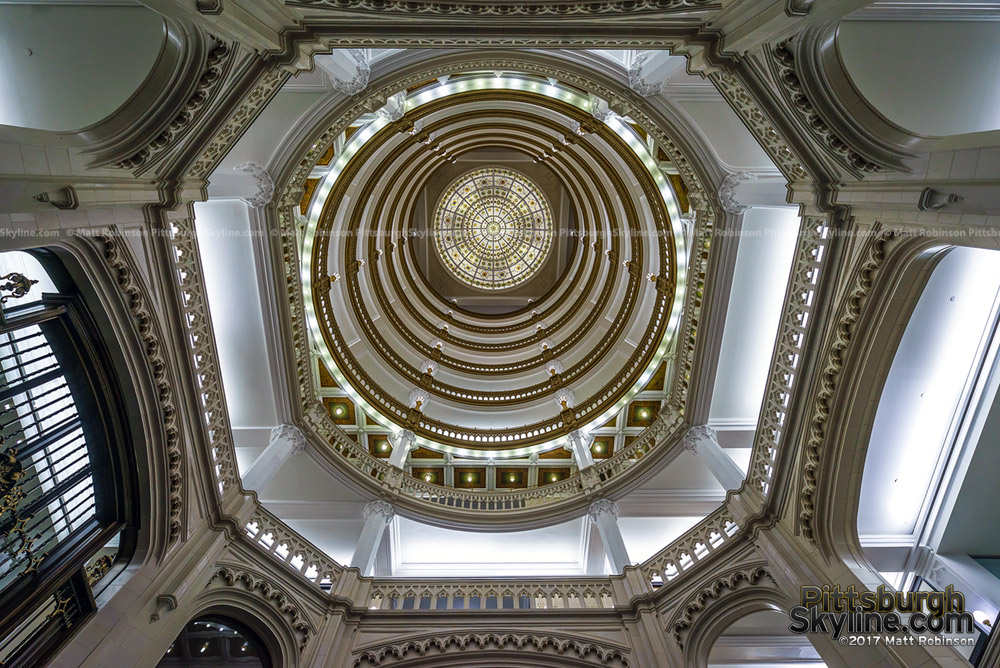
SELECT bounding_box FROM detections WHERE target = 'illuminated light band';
[301,75,688,459]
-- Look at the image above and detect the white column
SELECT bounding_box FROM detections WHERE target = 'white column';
[682,425,745,491]
[350,500,394,576]
[567,430,595,469]
[588,499,631,574]
[242,424,306,493]
[388,429,415,468]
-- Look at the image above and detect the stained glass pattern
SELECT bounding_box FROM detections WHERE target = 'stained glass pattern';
[433,168,553,290]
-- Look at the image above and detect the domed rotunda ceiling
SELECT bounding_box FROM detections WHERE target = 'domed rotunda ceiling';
[433,167,554,291]
[298,73,687,459]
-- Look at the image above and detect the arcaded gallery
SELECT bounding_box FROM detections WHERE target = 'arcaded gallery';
[1,1,999,666]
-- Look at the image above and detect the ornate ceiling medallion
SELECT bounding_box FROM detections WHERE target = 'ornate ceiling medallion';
[433,168,553,290]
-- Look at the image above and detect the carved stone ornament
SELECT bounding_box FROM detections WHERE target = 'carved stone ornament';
[799,227,894,543]
[208,566,313,651]
[681,424,718,454]
[627,51,664,98]
[270,423,308,455]
[785,0,813,15]
[588,93,616,123]
[33,186,78,210]
[149,593,178,624]
[377,92,407,122]
[233,162,275,208]
[115,35,231,170]
[352,631,630,667]
[330,49,371,96]
[363,499,395,523]
[587,498,619,521]
[917,188,964,212]
[771,39,886,174]
[671,566,776,648]
[718,171,756,215]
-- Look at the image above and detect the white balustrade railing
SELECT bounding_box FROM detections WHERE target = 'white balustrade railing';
[639,505,739,586]
[746,218,829,495]
[366,579,617,611]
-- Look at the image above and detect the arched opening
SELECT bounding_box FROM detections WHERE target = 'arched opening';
[837,19,1000,137]
[855,245,1000,663]
[707,610,824,668]
[0,249,142,667]
[0,4,165,132]
[157,615,274,668]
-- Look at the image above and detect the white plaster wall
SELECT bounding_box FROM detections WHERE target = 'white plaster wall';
[838,20,1000,137]
[0,5,164,131]
[709,207,800,426]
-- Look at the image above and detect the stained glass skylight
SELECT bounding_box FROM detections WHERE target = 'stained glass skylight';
[433,168,553,290]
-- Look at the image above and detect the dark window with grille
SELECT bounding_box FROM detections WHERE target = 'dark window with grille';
[0,250,139,667]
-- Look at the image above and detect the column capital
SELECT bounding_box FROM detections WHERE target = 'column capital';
[269,423,307,455]
[588,498,619,522]
[362,500,394,523]
[682,424,718,454]
[719,171,757,215]
[233,162,274,208]
[627,51,665,98]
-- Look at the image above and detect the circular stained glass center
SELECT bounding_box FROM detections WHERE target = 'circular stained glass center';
[433,168,553,290]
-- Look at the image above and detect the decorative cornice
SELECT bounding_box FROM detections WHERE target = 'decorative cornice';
[352,631,630,667]
[708,71,808,183]
[770,39,887,174]
[115,35,233,171]
[291,0,714,16]
[234,162,275,208]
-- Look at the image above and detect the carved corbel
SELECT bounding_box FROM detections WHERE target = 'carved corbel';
[149,594,178,624]
[33,186,78,210]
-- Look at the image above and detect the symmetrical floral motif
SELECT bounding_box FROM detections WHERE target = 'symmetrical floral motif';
[234,162,275,208]
[329,49,371,96]
[434,168,553,290]
[627,51,664,98]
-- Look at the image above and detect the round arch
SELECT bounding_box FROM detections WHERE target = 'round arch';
[805,230,1000,578]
